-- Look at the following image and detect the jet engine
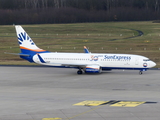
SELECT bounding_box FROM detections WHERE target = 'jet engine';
[85,65,101,73]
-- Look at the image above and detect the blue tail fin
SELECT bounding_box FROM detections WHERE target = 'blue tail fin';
[15,25,49,62]
[15,25,48,55]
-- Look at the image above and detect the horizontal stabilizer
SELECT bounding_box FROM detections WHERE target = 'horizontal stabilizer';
[4,52,30,56]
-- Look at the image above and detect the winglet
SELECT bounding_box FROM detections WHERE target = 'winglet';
[84,46,90,53]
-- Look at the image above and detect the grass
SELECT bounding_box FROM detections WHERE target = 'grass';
[0,21,160,67]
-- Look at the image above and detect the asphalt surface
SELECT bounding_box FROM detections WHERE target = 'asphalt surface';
[0,66,160,120]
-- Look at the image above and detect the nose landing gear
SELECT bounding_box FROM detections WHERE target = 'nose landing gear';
[139,71,143,75]
[139,69,147,75]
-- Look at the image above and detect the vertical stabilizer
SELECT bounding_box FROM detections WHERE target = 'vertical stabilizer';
[15,25,46,54]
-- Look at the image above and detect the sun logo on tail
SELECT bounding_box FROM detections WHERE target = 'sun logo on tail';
[18,32,35,46]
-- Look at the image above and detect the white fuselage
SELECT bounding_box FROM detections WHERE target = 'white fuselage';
[32,52,156,70]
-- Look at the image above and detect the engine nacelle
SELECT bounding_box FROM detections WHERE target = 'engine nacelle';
[85,65,101,73]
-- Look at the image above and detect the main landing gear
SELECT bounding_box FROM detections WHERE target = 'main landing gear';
[77,69,83,74]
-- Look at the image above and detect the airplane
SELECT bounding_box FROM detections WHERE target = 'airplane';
[12,25,156,75]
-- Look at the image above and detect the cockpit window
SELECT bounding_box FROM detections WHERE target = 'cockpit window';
[143,59,150,61]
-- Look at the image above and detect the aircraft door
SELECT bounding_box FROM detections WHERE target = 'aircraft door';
[135,58,139,65]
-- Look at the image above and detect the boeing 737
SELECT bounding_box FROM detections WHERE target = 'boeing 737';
[13,25,156,75]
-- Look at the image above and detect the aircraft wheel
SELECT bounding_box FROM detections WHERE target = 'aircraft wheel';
[77,70,83,75]
[139,71,143,75]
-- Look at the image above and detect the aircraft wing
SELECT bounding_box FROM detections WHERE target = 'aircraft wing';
[61,63,88,68]
[61,63,100,68]
[62,63,102,74]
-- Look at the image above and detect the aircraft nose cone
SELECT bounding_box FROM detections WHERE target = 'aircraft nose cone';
[151,61,156,67]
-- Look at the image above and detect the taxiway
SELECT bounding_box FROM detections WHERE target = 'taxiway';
[0,66,160,120]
